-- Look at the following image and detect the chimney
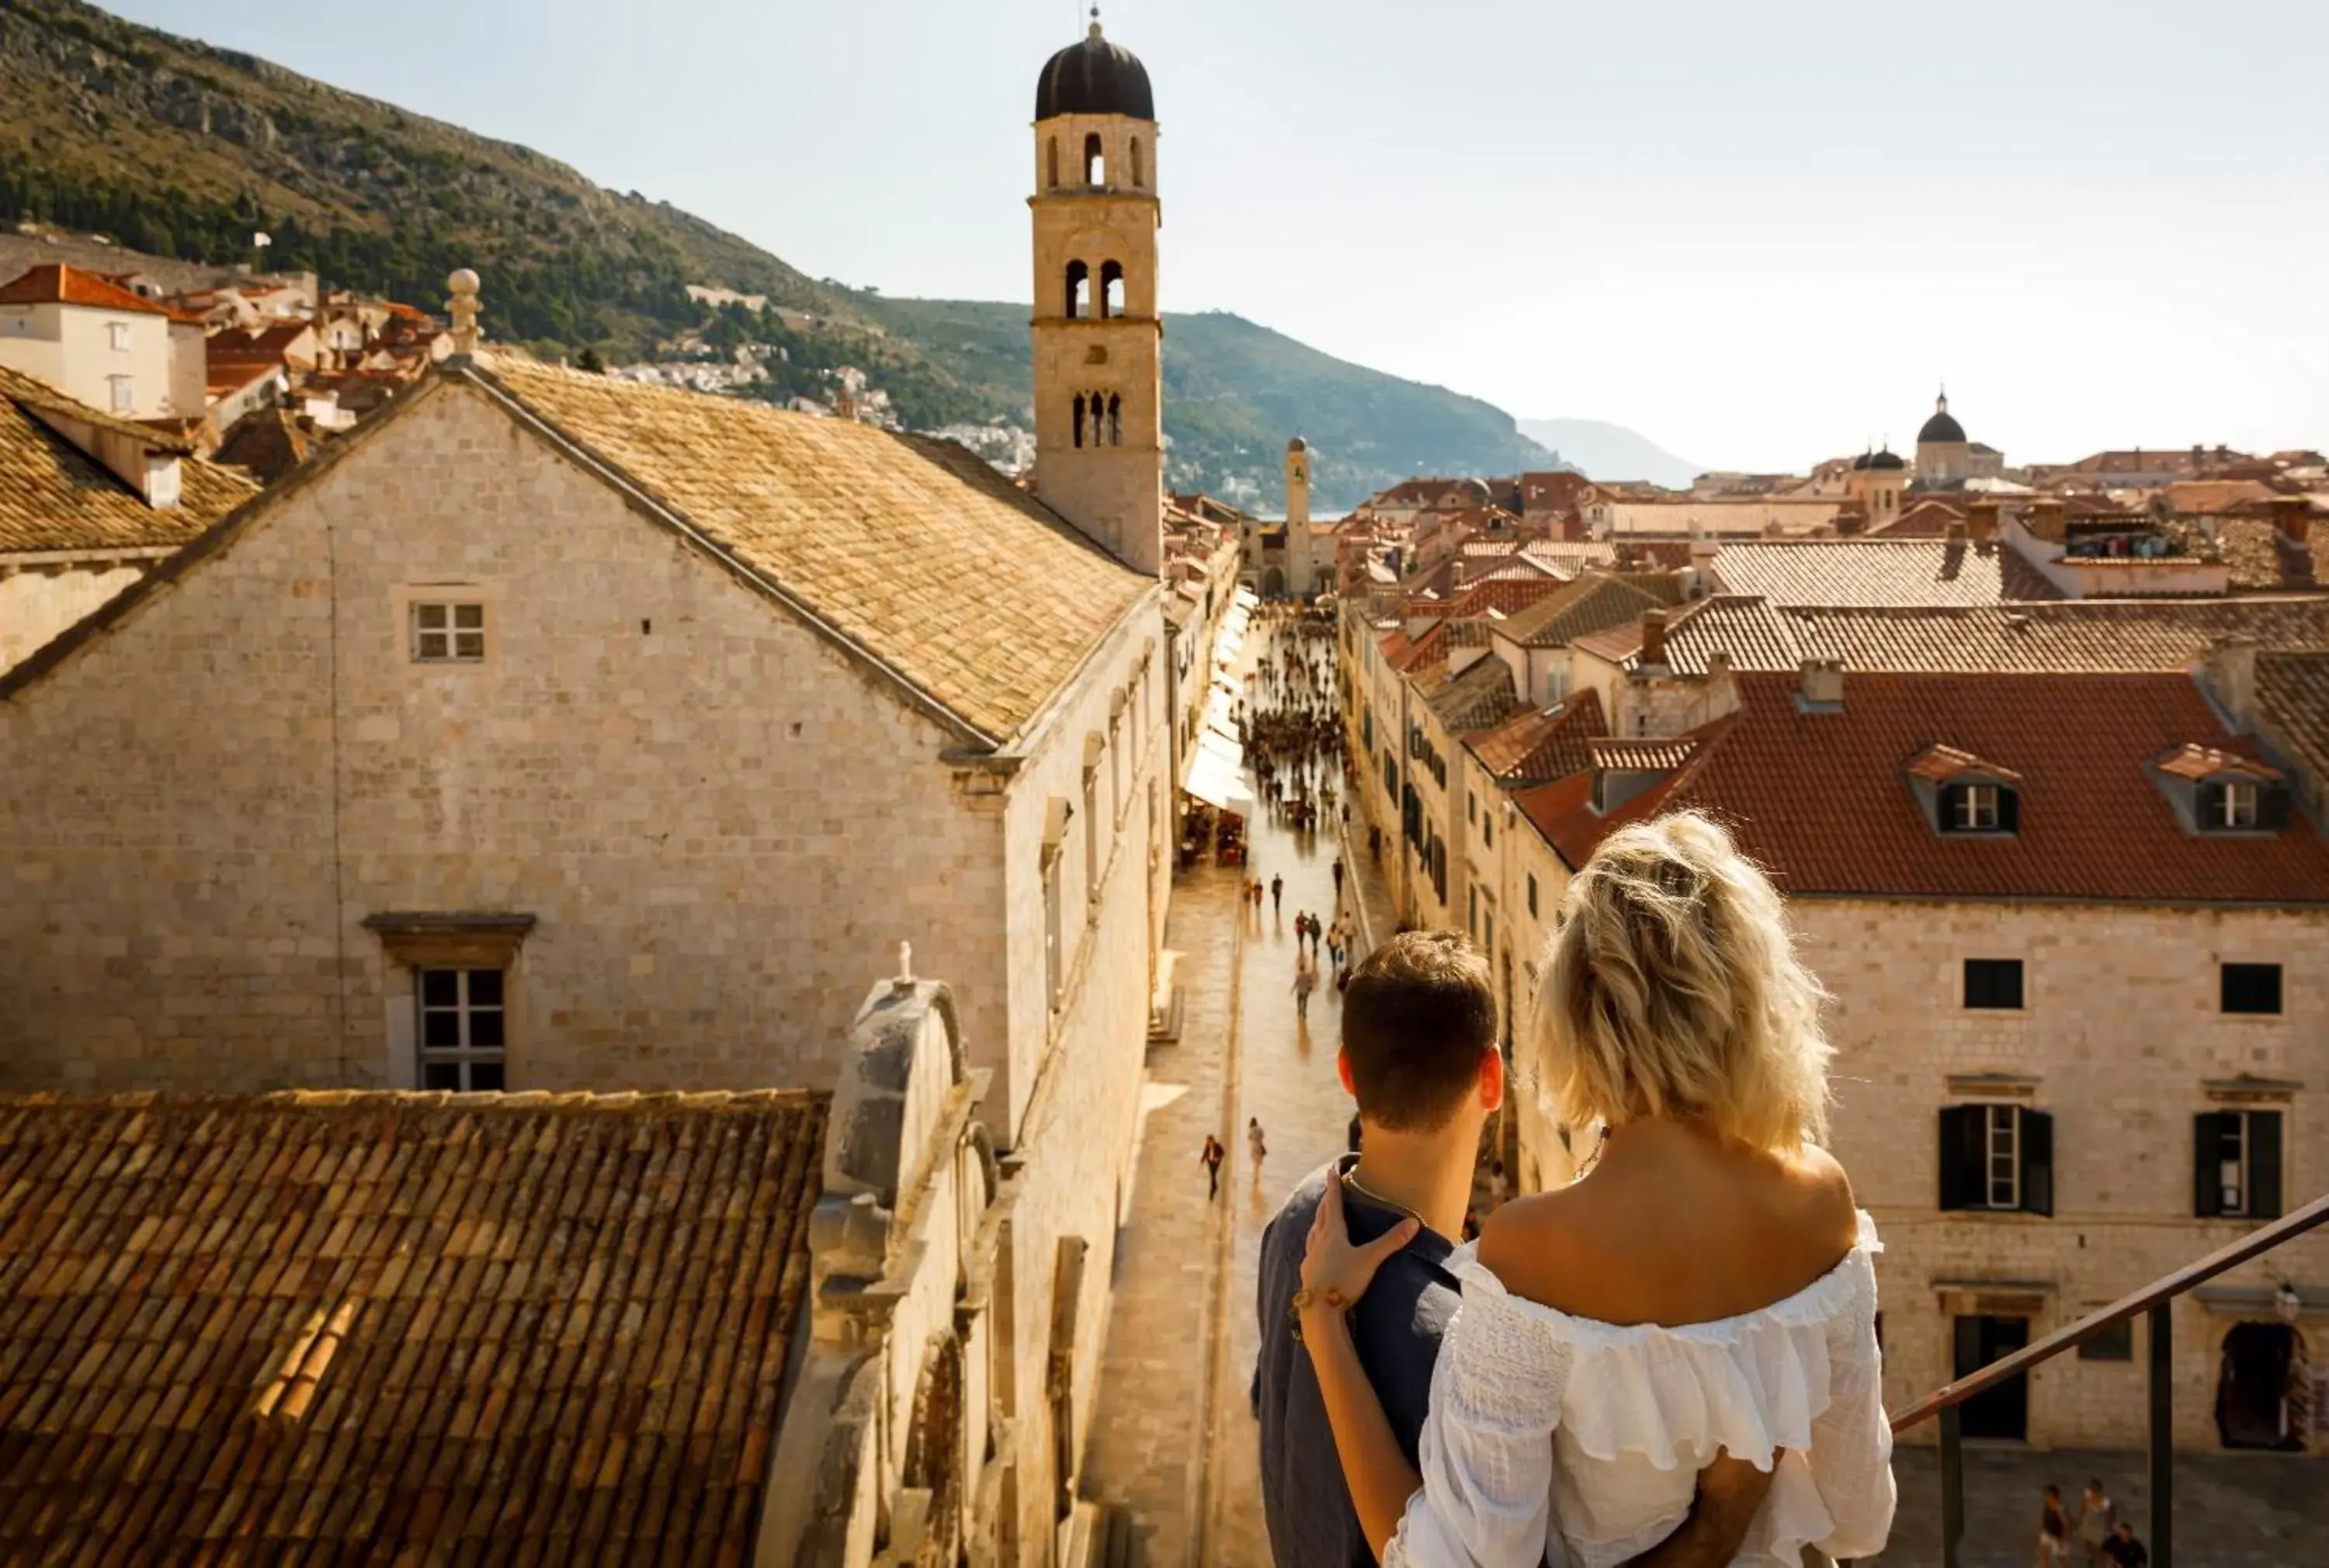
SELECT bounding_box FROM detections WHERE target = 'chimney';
[1944,516,1969,546]
[1966,501,1998,543]
[2272,494,2313,546]
[2025,499,2067,543]
[1797,657,1845,711]
[2198,635,2260,725]
[1637,609,1670,673]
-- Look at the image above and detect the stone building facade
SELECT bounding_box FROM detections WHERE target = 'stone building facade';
[0,355,1174,1558]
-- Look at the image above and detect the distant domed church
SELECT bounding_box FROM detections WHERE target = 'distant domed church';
[1911,390,2007,491]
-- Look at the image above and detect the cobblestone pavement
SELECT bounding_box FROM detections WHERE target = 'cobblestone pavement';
[1873,1445,2329,1567]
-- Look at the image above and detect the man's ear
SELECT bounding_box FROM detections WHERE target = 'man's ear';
[1480,1046,1506,1114]
[1336,1049,1355,1100]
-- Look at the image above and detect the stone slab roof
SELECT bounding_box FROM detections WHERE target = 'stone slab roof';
[480,359,1150,745]
[0,1089,828,1563]
[0,365,255,555]
[1710,539,2063,606]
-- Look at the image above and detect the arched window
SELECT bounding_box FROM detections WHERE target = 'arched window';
[1099,261,1124,319]
[1130,137,1144,187]
[1046,137,1060,190]
[1108,394,1123,447]
[1072,393,1087,449]
[1064,260,1089,320]
[1084,133,1105,186]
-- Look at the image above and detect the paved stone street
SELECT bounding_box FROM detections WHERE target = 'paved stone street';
[1083,614,1360,1566]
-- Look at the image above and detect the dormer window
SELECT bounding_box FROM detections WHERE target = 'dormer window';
[2152,745,2290,835]
[1909,745,2022,836]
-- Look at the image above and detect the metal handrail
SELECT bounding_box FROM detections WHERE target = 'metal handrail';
[1886,1188,2329,1568]
[1890,1188,2329,1431]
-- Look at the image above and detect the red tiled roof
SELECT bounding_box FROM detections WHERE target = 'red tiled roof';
[1661,671,2329,903]
[1469,689,1607,784]
[1496,574,1683,650]
[0,263,171,317]
[0,1089,828,1563]
[1439,574,1572,619]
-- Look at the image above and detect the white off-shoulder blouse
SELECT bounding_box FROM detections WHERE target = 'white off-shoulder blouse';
[1383,1212,1895,1568]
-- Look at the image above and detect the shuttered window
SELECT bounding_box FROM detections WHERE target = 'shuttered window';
[2194,1111,2283,1219]
[1963,959,2025,1010]
[1939,1104,2053,1215]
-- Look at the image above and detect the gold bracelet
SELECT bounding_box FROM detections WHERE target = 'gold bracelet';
[1289,1285,1349,1317]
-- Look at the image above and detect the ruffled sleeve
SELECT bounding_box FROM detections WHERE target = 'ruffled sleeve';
[1806,1216,1895,1560]
[1382,1251,1571,1568]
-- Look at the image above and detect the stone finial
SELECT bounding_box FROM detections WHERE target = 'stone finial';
[895,941,915,990]
[446,269,483,354]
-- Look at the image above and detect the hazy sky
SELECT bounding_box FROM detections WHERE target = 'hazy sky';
[113,0,2329,473]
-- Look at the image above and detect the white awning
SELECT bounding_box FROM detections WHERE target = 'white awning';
[1234,586,1261,610]
[1203,687,1239,743]
[1185,748,1254,812]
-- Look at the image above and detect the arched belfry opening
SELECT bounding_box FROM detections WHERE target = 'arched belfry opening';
[1030,16,1162,574]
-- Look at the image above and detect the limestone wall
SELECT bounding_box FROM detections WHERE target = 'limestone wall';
[0,380,999,1094]
[1795,898,2327,1451]
[0,560,149,671]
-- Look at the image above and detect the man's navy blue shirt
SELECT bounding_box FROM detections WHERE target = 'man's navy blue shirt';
[1251,1157,1461,1568]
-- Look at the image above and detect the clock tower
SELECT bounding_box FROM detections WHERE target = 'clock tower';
[1029,15,1162,576]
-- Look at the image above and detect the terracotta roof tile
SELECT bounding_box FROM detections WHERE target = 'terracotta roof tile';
[1419,654,1519,732]
[1711,539,2063,606]
[0,366,256,555]
[2154,743,2281,783]
[1662,672,2329,903]
[1905,743,2022,784]
[1467,689,1607,785]
[0,1089,827,1563]
[0,263,172,316]
[1588,735,1700,771]
[1495,574,1682,650]
[1585,597,2329,677]
[479,359,1149,744]
[2212,516,2326,591]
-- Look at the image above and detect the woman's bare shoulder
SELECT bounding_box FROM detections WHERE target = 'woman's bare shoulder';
[1474,1186,1594,1303]
[1787,1143,1862,1251]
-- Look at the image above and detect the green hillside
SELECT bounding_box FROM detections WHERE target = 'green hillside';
[0,0,1553,508]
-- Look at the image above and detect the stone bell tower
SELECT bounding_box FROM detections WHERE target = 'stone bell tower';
[1029,12,1162,576]
[1284,436,1319,595]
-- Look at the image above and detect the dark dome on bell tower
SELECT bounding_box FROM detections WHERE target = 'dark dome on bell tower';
[1036,16,1155,121]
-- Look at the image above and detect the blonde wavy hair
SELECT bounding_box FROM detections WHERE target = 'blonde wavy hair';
[1532,811,1832,1152]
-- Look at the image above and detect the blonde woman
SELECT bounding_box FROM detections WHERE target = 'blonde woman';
[1300,813,1894,1567]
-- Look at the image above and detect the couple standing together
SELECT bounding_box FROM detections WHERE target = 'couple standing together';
[1253,813,1896,1566]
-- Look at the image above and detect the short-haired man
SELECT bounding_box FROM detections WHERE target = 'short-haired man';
[1252,931,1772,1567]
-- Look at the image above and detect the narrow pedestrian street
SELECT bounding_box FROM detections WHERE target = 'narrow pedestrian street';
[1082,608,1380,1566]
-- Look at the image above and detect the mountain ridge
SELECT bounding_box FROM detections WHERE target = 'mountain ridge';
[1516,418,1702,489]
[0,0,1553,508]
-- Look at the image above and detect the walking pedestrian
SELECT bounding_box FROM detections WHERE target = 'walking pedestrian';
[2076,1480,2117,1568]
[1331,856,1345,900]
[2039,1485,2071,1567]
[1270,873,1284,916]
[1201,1134,1225,1201]
[2099,1524,2147,1568]
[1292,952,1317,1019]
[1248,1116,1268,1180]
